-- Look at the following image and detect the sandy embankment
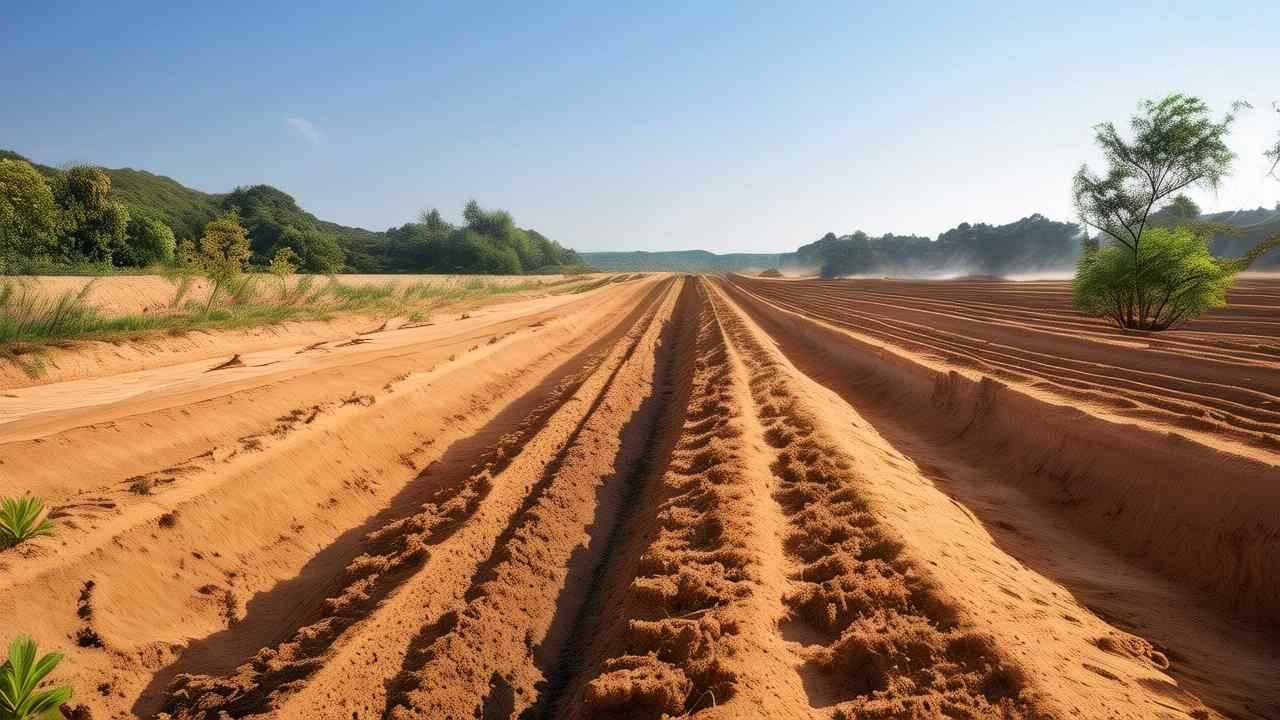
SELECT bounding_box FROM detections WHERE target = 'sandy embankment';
[3,273,573,317]
[0,273,593,389]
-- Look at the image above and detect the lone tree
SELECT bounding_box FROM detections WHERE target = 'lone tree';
[190,213,251,312]
[1072,94,1277,330]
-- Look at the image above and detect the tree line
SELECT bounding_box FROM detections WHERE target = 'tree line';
[0,152,583,275]
[790,214,1082,278]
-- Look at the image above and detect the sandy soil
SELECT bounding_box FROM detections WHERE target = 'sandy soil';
[0,274,604,389]
[1,273,1276,719]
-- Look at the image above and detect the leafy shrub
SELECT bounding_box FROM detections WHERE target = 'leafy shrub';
[122,216,176,266]
[1073,227,1233,330]
[1075,217,1279,330]
[0,635,72,720]
[192,214,251,311]
[268,248,298,298]
[0,496,56,550]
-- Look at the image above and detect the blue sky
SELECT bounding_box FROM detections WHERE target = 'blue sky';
[4,1,1278,252]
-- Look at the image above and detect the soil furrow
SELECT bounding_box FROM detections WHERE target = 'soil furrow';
[560,281,775,718]
[717,277,1280,718]
[742,281,1280,432]
[706,281,1041,718]
[6,272,1277,720]
[379,277,687,719]
[156,279,678,719]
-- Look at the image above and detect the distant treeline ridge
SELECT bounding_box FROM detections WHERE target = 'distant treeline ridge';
[0,150,584,275]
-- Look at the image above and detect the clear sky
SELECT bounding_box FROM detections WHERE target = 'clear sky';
[4,1,1278,253]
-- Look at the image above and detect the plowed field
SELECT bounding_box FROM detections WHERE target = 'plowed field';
[3,274,1277,720]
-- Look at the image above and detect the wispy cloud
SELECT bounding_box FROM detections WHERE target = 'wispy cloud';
[286,116,323,145]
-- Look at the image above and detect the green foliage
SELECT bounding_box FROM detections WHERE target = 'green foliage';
[3,150,583,275]
[784,215,1082,278]
[100,167,220,242]
[269,247,298,298]
[0,160,61,270]
[1072,95,1246,330]
[382,201,581,274]
[0,281,99,344]
[0,635,71,720]
[224,275,259,305]
[0,496,56,550]
[123,216,176,266]
[222,186,344,272]
[814,231,872,278]
[0,274,591,353]
[1073,226,1236,330]
[1167,194,1201,221]
[165,272,196,309]
[193,214,251,311]
[56,167,131,264]
[1073,94,1238,253]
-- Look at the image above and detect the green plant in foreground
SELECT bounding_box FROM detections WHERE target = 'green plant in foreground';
[0,497,55,550]
[0,635,71,720]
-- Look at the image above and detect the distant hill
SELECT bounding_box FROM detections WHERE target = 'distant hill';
[2,150,581,274]
[585,215,1083,277]
[7,148,1274,273]
[581,250,783,272]
[587,208,1280,275]
[2,149,226,242]
[1204,208,1280,268]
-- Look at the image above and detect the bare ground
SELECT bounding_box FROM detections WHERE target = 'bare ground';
[1,273,1277,720]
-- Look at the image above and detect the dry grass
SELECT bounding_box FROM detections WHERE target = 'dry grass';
[0,274,597,364]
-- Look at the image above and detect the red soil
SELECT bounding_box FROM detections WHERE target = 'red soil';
[1,273,1276,720]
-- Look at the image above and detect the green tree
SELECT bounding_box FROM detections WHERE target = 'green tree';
[819,231,872,278]
[1073,226,1233,330]
[271,226,343,273]
[194,214,251,311]
[56,166,130,264]
[123,216,177,266]
[0,159,60,271]
[1167,194,1201,220]
[221,185,345,272]
[1072,94,1241,329]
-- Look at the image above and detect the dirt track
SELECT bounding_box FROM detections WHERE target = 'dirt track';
[2,274,1277,719]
